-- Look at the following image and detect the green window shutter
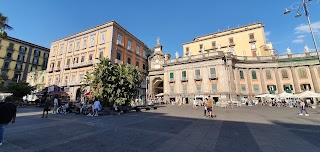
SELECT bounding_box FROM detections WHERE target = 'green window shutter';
[182,71,186,77]
[252,70,257,79]
[196,69,200,76]
[170,72,174,79]
[240,70,244,79]
[283,85,286,91]
[290,85,293,90]
[267,86,270,91]
[273,85,277,91]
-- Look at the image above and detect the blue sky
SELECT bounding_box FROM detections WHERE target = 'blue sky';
[1,0,320,56]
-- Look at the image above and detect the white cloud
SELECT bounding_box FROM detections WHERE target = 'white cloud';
[297,35,306,39]
[294,21,320,34]
[265,31,271,41]
[292,39,304,43]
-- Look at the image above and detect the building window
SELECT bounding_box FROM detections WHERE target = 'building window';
[212,84,217,93]
[170,86,174,93]
[34,50,40,56]
[81,55,85,62]
[74,57,78,64]
[251,43,256,50]
[64,75,68,85]
[300,84,311,91]
[210,68,216,78]
[249,33,255,41]
[265,70,272,80]
[182,85,187,93]
[185,47,189,55]
[17,55,24,62]
[196,84,201,93]
[68,43,73,52]
[241,84,246,93]
[52,46,57,56]
[117,34,122,43]
[55,75,59,85]
[66,59,70,67]
[195,69,201,78]
[57,61,61,68]
[99,49,104,58]
[199,44,203,51]
[267,85,277,93]
[127,56,131,64]
[136,46,140,55]
[8,43,14,50]
[116,51,122,60]
[33,58,38,65]
[182,71,186,80]
[79,72,84,83]
[229,37,234,45]
[298,68,307,79]
[127,41,132,51]
[3,62,9,69]
[6,52,12,59]
[253,84,260,94]
[59,45,64,55]
[143,50,146,58]
[252,70,257,80]
[15,64,22,70]
[100,32,105,44]
[136,60,139,67]
[89,54,93,61]
[239,70,244,79]
[44,53,49,58]
[43,60,48,67]
[90,35,95,47]
[71,73,76,83]
[212,41,216,48]
[143,63,146,70]
[19,46,27,53]
[170,72,174,81]
[281,69,288,79]
[82,38,87,49]
[283,84,293,93]
[76,40,80,50]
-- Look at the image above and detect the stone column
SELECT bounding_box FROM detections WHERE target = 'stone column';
[290,67,299,93]
[308,65,320,92]
[228,65,236,99]
[274,68,282,93]
[234,68,241,96]
[245,69,253,97]
[259,68,266,93]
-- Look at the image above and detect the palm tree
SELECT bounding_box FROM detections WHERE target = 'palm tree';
[0,12,13,38]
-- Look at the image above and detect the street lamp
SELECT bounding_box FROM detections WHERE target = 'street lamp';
[284,0,320,62]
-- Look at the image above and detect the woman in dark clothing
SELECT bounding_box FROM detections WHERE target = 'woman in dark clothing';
[42,97,51,118]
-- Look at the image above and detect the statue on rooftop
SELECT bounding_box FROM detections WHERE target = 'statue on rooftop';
[304,45,310,53]
[217,44,221,51]
[175,51,179,59]
[286,47,292,55]
[157,37,160,45]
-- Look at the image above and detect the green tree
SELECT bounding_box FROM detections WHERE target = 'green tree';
[5,82,35,100]
[0,12,13,38]
[82,57,142,107]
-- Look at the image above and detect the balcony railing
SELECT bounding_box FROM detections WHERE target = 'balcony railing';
[169,78,175,83]
[115,59,123,64]
[194,75,202,81]
[229,43,235,46]
[181,77,188,82]
[249,39,256,43]
[116,40,124,47]
[209,74,218,80]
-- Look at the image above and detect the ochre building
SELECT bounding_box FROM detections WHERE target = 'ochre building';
[46,21,150,101]
[182,22,273,57]
[0,36,49,82]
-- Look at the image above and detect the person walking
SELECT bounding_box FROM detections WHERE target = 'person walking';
[203,98,208,118]
[93,98,101,116]
[299,100,309,116]
[52,96,58,114]
[42,97,51,118]
[192,97,197,109]
[207,96,216,118]
[0,100,17,146]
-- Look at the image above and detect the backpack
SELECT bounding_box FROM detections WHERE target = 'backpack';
[0,103,16,124]
[98,104,102,111]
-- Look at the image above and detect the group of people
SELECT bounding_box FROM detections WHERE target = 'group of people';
[193,96,216,118]
[82,99,102,117]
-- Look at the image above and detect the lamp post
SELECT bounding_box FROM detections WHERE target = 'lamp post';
[284,0,320,62]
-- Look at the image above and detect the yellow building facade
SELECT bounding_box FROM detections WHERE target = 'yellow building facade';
[0,36,49,82]
[182,23,273,57]
[47,21,150,101]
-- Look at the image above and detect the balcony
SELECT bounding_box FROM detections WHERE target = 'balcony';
[115,59,123,64]
[116,40,124,47]
[249,39,256,43]
[48,67,53,72]
[209,74,218,80]
[169,78,175,83]
[194,75,202,81]
[229,43,236,47]
[181,77,188,82]
[54,67,61,71]
[182,90,188,93]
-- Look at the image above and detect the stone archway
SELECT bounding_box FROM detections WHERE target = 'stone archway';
[152,77,163,96]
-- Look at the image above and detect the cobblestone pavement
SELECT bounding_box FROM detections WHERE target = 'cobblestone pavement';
[1,105,320,152]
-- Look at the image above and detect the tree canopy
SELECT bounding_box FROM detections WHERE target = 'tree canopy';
[0,12,13,38]
[82,57,143,106]
[5,82,35,100]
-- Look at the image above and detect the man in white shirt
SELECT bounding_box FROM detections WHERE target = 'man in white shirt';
[53,97,59,114]
[93,99,101,116]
